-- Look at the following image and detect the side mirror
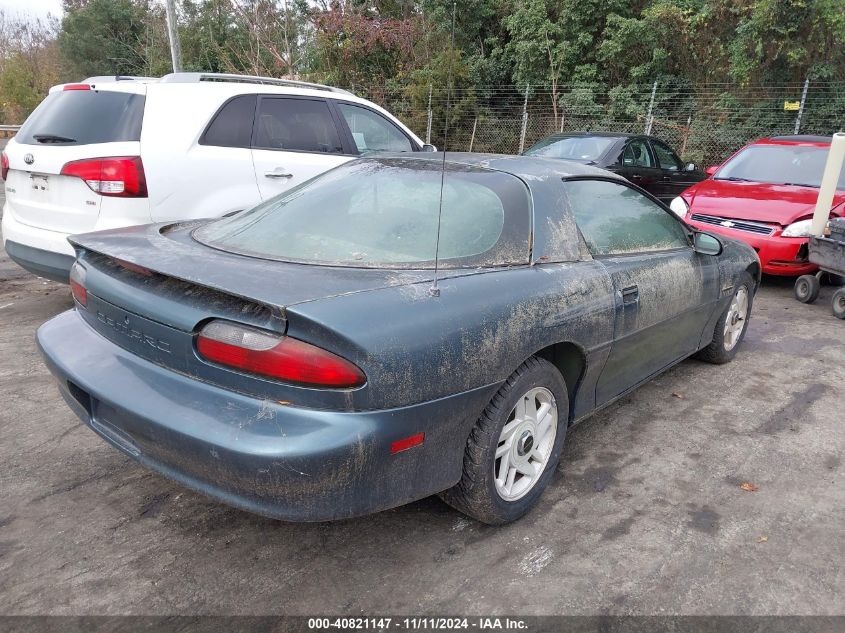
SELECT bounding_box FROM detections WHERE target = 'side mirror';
[685,162,697,172]
[694,231,723,256]
[421,144,437,152]
[705,165,719,176]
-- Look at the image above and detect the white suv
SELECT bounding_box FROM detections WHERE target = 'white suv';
[1,72,427,282]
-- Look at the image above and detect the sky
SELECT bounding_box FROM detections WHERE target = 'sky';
[0,0,64,20]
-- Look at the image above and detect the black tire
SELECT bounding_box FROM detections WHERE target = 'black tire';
[833,288,845,319]
[439,356,569,525]
[794,274,820,303]
[696,272,754,364]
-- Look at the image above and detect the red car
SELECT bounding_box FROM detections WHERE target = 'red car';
[673,135,845,276]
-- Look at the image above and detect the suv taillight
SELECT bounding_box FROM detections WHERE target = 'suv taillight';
[69,262,87,307]
[1,151,8,180]
[60,156,147,197]
[196,320,366,388]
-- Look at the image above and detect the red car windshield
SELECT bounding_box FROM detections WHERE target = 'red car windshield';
[716,144,845,189]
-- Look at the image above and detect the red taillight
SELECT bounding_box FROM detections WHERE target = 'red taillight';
[69,262,87,307]
[60,156,147,197]
[196,320,366,388]
[63,84,91,91]
[1,151,8,180]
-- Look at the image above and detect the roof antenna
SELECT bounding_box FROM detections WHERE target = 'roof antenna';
[429,0,457,298]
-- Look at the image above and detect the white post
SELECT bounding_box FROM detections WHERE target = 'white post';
[425,85,433,144]
[645,80,657,135]
[794,78,809,135]
[810,133,845,237]
[518,84,529,154]
[164,0,182,73]
[469,116,477,152]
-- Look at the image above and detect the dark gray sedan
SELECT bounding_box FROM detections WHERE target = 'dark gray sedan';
[37,154,759,524]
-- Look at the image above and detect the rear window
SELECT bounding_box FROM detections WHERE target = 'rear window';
[17,90,145,146]
[194,158,531,269]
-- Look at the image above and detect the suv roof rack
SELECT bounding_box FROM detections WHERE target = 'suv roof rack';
[159,72,354,96]
[82,76,157,83]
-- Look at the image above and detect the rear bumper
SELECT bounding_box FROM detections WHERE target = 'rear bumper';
[2,205,75,282]
[37,309,493,521]
[687,219,815,276]
[4,240,74,283]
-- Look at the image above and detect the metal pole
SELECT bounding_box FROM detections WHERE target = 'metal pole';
[469,116,477,152]
[164,0,183,73]
[810,133,845,236]
[644,80,658,135]
[794,78,809,135]
[680,114,692,158]
[518,84,529,154]
[425,85,433,144]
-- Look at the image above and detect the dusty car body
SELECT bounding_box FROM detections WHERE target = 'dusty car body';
[37,154,760,524]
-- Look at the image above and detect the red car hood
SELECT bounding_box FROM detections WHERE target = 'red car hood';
[684,179,845,226]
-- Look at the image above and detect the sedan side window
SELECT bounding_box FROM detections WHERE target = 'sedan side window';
[254,97,344,153]
[622,139,653,167]
[336,103,414,153]
[564,179,690,256]
[651,140,682,171]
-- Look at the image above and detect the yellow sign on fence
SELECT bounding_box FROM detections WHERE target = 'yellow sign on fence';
[784,101,801,111]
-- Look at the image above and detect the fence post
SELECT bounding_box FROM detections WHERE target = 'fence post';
[469,116,478,152]
[425,84,433,144]
[680,114,692,158]
[794,78,809,135]
[519,84,530,154]
[644,80,658,135]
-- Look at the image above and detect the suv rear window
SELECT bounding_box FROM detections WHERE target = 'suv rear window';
[17,90,145,146]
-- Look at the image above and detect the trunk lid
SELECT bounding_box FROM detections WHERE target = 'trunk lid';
[71,221,452,322]
[70,222,466,411]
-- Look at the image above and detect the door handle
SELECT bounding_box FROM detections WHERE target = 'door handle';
[630,174,643,180]
[621,285,639,305]
[662,176,671,181]
[265,169,293,179]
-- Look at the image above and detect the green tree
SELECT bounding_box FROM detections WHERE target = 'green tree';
[58,0,152,78]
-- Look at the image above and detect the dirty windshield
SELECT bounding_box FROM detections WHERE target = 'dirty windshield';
[194,158,531,269]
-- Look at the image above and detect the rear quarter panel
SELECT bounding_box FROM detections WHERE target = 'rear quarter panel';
[287,262,616,413]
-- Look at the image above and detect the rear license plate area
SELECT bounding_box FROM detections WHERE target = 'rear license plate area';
[30,174,49,192]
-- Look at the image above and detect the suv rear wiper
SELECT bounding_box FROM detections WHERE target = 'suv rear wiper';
[32,134,77,143]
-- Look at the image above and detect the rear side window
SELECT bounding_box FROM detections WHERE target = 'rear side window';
[651,141,682,171]
[254,97,343,153]
[201,95,256,148]
[564,179,689,256]
[622,139,653,168]
[336,103,414,153]
[17,90,144,146]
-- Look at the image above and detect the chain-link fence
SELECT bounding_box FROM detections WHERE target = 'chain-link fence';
[358,81,845,167]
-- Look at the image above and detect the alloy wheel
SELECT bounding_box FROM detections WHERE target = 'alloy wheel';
[493,387,558,501]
